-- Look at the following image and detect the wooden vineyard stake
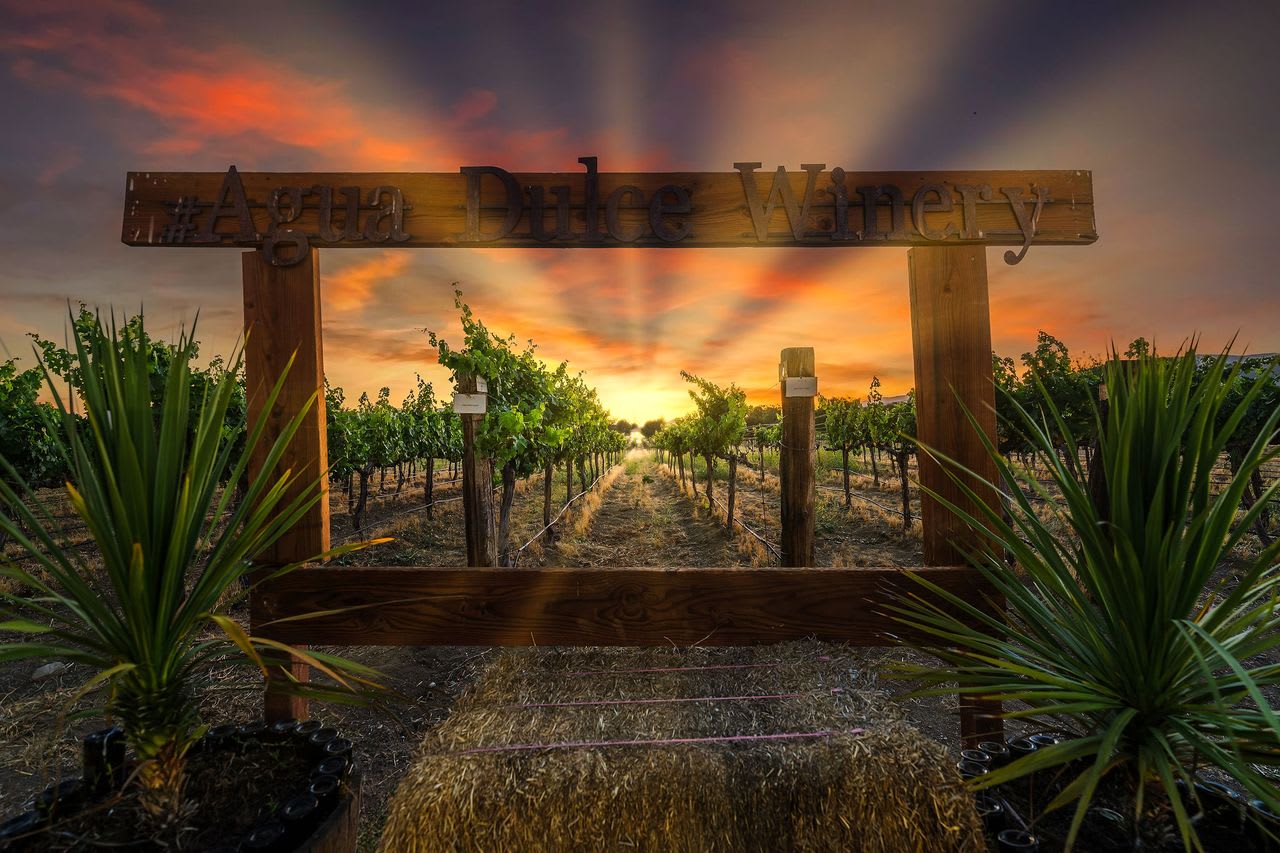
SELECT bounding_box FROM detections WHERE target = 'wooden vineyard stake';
[779,347,816,567]
[908,245,1004,745]
[456,372,497,567]
[243,248,329,721]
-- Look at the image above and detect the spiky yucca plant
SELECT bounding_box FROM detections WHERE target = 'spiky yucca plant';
[893,348,1280,851]
[0,313,381,824]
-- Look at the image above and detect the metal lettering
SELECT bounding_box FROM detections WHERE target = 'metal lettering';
[953,184,992,240]
[461,166,522,241]
[196,165,255,243]
[829,168,853,240]
[364,186,410,243]
[338,186,363,241]
[579,156,602,242]
[1002,185,1050,265]
[734,162,824,240]
[160,196,200,244]
[268,186,305,228]
[855,185,907,240]
[261,185,310,265]
[529,185,573,242]
[649,184,692,242]
[311,185,343,242]
[911,184,957,241]
[261,230,310,266]
[605,185,645,242]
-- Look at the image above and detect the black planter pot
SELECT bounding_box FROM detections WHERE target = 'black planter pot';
[1006,736,1038,761]
[975,794,1007,834]
[0,721,361,852]
[996,828,1040,851]
[974,759,1269,852]
[1027,733,1059,749]
[1247,799,1280,852]
[978,740,1011,767]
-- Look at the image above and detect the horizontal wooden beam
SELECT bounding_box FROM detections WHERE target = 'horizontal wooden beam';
[252,565,992,647]
[122,165,1095,262]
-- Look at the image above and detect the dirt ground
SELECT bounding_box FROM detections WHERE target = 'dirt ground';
[0,449,1273,849]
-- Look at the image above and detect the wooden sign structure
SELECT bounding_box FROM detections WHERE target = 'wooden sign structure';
[122,159,1097,745]
[123,160,1095,265]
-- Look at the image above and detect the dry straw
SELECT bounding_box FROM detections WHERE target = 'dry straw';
[380,642,981,852]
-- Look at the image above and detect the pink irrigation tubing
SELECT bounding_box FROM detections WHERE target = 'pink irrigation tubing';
[452,728,865,756]
[564,655,831,677]
[512,688,842,709]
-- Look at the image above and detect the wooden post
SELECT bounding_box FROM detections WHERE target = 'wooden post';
[243,248,329,722]
[457,373,497,567]
[779,347,815,567]
[908,246,1004,746]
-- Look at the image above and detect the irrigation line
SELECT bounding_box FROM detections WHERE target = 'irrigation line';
[707,492,782,562]
[736,454,916,522]
[335,472,462,515]
[503,467,615,563]
[655,461,780,561]
[816,483,916,521]
[334,491,469,545]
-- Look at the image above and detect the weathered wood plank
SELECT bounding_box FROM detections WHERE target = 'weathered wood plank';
[780,348,816,567]
[457,372,497,567]
[908,245,1005,745]
[908,246,1001,566]
[243,248,328,720]
[122,167,1096,258]
[253,565,991,647]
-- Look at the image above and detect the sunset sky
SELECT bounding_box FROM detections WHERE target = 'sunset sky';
[2,0,1278,422]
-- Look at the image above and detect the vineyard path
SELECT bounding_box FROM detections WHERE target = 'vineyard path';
[548,452,747,568]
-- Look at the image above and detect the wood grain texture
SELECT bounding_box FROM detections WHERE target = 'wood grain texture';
[253,566,991,647]
[122,169,1096,250]
[457,372,497,567]
[908,246,1000,566]
[243,248,328,721]
[780,348,816,567]
[907,245,1005,745]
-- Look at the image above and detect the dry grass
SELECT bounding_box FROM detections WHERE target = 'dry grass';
[568,462,625,536]
[379,642,983,852]
[658,455,923,568]
[550,457,743,569]
[656,462,772,565]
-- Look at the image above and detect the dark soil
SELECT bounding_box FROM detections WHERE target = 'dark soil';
[4,738,317,851]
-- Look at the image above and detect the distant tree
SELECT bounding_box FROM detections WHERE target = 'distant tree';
[819,396,865,510]
[746,404,780,426]
[1018,331,1097,466]
[610,419,636,435]
[865,376,885,487]
[680,371,747,531]
[875,394,918,531]
[640,418,665,440]
[992,351,1026,457]
[1125,337,1152,359]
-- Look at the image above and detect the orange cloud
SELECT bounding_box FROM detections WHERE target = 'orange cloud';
[322,252,413,314]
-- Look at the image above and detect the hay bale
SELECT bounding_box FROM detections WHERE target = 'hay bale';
[380,642,981,852]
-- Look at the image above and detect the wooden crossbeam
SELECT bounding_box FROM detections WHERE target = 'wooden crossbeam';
[253,565,992,647]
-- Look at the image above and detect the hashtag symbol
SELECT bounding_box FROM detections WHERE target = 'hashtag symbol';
[161,196,200,243]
